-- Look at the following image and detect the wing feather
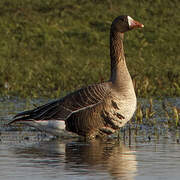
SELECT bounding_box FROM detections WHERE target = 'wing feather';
[9,83,110,124]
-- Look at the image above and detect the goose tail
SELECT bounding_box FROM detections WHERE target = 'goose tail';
[8,110,34,125]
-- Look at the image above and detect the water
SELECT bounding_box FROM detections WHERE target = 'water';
[0,97,180,180]
[0,133,180,180]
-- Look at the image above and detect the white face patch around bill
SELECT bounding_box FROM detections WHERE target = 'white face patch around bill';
[127,16,134,27]
[127,16,144,28]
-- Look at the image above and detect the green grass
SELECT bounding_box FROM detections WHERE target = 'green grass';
[0,0,179,98]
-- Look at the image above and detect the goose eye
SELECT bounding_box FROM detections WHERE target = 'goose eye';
[120,18,125,22]
[120,17,126,23]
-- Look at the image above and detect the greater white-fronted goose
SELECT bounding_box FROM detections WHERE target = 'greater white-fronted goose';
[9,15,144,139]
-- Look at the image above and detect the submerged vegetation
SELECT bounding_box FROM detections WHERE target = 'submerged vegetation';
[0,0,179,98]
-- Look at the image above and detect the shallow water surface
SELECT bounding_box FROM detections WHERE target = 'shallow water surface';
[0,133,180,180]
[0,97,180,180]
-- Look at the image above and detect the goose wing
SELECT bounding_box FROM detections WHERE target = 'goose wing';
[9,83,111,123]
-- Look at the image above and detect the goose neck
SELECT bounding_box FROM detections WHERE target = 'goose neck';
[110,31,126,73]
[110,31,130,84]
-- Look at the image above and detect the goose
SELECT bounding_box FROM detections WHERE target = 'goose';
[9,15,144,139]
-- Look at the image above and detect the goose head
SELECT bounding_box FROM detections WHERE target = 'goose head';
[111,15,144,33]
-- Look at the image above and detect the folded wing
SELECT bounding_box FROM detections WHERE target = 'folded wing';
[9,83,110,123]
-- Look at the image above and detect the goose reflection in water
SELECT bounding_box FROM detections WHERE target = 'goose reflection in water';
[13,139,137,180]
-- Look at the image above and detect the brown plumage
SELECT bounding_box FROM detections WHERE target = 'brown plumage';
[9,15,144,139]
